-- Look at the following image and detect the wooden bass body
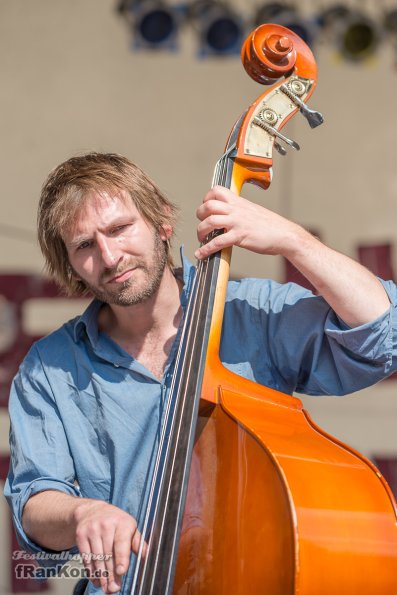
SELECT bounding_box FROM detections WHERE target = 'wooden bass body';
[173,26,397,590]
[176,347,397,593]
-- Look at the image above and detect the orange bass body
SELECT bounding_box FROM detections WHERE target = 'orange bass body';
[175,24,397,595]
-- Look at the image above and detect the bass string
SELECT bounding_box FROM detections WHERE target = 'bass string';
[137,256,215,593]
[141,152,230,588]
[130,151,229,594]
[140,258,212,594]
[142,152,231,572]
[130,237,209,592]
[130,264,203,593]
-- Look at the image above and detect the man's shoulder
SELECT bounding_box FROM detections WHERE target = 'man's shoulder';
[25,315,81,366]
[11,315,83,391]
[30,298,98,359]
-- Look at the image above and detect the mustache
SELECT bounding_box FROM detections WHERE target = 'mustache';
[100,261,143,284]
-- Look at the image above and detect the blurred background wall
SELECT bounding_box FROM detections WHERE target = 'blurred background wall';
[1,0,397,593]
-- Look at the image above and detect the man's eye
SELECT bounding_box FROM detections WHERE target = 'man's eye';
[111,225,128,234]
[77,241,91,250]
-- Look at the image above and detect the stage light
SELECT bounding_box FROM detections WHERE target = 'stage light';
[189,0,245,56]
[118,0,181,49]
[253,2,293,25]
[338,12,381,62]
[317,5,381,62]
[316,4,350,30]
[115,0,393,68]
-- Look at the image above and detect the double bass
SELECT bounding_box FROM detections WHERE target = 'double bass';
[123,23,397,594]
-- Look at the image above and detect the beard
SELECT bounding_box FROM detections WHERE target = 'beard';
[81,231,168,306]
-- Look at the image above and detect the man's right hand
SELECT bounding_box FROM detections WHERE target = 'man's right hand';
[73,499,145,593]
[23,491,146,594]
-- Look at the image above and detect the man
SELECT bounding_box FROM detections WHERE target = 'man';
[4,152,396,594]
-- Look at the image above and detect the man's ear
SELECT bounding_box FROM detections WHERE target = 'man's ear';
[160,224,173,241]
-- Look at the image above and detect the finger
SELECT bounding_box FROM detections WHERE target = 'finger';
[113,525,135,579]
[131,527,148,560]
[195,230,236,259]
[196,215,228,242]
[87,536,108,593]
[202,186,234,204]
[102,530,120,593]
[196,199,231,222]
[76,536,101,589]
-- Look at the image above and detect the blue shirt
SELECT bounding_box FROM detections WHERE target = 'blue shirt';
[4,251,397,583]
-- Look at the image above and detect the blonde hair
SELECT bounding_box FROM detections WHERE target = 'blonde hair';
[38,152,179,296]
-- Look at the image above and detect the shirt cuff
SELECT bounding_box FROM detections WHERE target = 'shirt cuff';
[13,477,81,568]
[325,304,392,367]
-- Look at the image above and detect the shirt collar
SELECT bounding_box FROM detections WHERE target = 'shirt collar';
[72,246,196,343]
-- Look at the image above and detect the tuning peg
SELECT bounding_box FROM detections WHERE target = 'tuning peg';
[274,141,287,156]
[253,116,300,151]
[280,83,324,129]
[300,104,324,129]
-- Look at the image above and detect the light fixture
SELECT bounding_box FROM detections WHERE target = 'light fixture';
[253,2,293,25]
[316,4,350,30]
[338,12,381,62]
[115,0,392,67]
[118,0,182,49]
[189,0,245,57]
[317,5,381,62]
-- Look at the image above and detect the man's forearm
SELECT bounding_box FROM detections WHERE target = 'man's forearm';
[284,229,390,328]
[22,490,82,551]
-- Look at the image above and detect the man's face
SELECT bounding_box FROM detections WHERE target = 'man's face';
[63,190,169,306]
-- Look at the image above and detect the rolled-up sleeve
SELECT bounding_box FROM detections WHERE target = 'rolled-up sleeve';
[262,278,397,396]
[4,345,81,566]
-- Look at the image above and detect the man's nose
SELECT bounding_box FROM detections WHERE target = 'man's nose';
[97,236,121,268]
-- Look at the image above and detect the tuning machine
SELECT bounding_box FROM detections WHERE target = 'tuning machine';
[280,82,324,129]
[253,114,300,152]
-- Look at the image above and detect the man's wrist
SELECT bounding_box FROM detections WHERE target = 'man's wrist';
[278,225,317,263]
